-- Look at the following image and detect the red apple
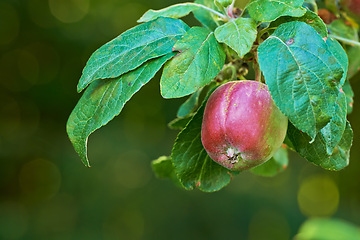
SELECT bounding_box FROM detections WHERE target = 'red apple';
[201,80,288,171]
[341,0,360,18]
[317,9,337,24]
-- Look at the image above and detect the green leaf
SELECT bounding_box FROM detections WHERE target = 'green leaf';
[215,0,232,7]
[171,100,237,192]
[320,92,347,155]
[303,0,318,12]
[251,147,288,177]
[346,45,360,79]
[77,17,189,92]
[328,19,359,41]
[214,18,257,58]
[177,90,202,117]
[161,27,225,98]
[287,121,353,171]
[137,3,200,23]
[246,0,306,22]
[258,21,344,139]
[67,54,174,166]
[193,0,222,31]
[342,79,354,114]
[320,39,348,154]
[324,0,338,15]
[326,37,348,85]
[269,9,328,38]
[295,218,360,240]
[151,156,181,186]
[151,156,174,179]
[168,115,193,130]
[331,43,353,114]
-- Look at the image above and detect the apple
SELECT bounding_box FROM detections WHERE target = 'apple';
[317,8,337,24]
[341,0,360,18]
[201,80,288,171]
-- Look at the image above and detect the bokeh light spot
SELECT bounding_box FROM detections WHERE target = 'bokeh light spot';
[297,175,339,217]
[19,159,61,202]
[0,2,19,45]
[49,0,90,23]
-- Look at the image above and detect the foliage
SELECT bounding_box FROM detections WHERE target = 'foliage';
[67,0,358,192]
[295,218,360,240]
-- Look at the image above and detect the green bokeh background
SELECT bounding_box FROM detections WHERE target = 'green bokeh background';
[1,0,360,239]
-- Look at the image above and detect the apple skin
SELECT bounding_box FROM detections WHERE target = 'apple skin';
[201,80,288,171]
[317,8,337,24]
[341,0,360,17]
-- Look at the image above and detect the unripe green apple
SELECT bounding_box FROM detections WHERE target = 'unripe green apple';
[201,80,288,171]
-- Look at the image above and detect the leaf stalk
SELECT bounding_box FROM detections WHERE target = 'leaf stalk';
[328,34,360,47]
[191,3,228,20]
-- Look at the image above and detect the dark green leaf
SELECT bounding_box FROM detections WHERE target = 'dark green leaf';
[161,27,225,98]
[193,0,222,31]
[168,115,193,130]
[77,17,189,92]
[326,37,348,85]
[284,134,296,151]
[287,121,353,171]
[171,101,237,192]
[151,156,182,186]
[258,21,343,139]
[177,90,202,117]
[246,0,306,22]
[346,45,360,79]
[214,17,257,58]
[269,9,328,38]
[342,79,354,114]
[320,92,347,155]
[295,218,360,240]
[328,19,359,41]
[137,3,200,23]
[67,54,173,166]
[251,147,288,177]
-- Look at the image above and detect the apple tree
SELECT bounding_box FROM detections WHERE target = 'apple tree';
[67,0,358,192]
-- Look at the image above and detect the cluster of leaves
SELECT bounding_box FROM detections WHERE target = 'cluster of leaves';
[67,0,358,192]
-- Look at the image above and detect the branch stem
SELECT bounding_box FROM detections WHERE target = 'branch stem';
[329,34,360,47]
[253,51,262,82]
[192,3,228,20]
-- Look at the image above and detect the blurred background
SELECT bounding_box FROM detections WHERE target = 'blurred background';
[1,0,360,239]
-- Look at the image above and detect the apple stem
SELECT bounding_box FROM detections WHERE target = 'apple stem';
[225,46,235,62]
[257,27,277,43]
[329,34,360,47]
[219,63,237,81]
